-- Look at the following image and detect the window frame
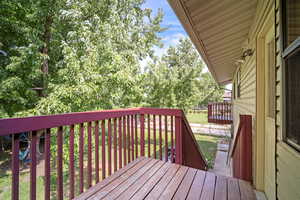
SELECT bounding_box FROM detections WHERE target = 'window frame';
[280,0,300,151]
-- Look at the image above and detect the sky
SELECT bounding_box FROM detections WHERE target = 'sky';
[142,0,187,57]
[142,0,231,89]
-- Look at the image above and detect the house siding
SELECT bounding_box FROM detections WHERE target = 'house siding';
[232,52,256,184]
[275,0,300,199]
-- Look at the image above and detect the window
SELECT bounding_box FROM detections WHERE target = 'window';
[282,0,300,150]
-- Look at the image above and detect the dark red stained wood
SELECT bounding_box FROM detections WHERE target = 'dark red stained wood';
[30,131,37,200]
[175,116,182,164]
[159,166,189,199]
[101,159,158,200]
[118,118,122,169]
[101,120,106,179]
[153,115,156,159]
[0,108,183,136]
[214,176,228,200]
[57,127,63,200]
[135,115,138,158]
[140,114,145,156]
[144,163,180,199]
[89,158,152,199]
[79,123,84,193]
[69,125,75,199]
[239,180,256,200]
[87,122,92,188]
[94,121,100,183]
[130,162,172,200]
[164,115,168,162]
[200,172,216,200]
[173,168,197,200]
[123,116,127,165]
[108,119,112,176]
[186,170,206,200]
[147,114,151,158]
[131,115,134,160]
[44,129,51,200]
[12,134,20,200]
[159,115,162,160]
[228,178,241,200]
[74,157,145,200]
[127,116,130,163]
[171,116,174,163]
[113,119,117,172]
[116,161,165,200]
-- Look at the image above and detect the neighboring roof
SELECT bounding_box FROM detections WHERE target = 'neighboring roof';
[168,0,257,85]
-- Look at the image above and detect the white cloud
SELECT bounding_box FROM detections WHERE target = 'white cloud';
[162,33,186,46]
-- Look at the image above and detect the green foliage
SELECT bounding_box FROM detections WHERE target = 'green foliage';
[0,0,164,117]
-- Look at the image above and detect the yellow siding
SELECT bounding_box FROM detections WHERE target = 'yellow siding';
[232,54,256,184]
[275,1,300,199]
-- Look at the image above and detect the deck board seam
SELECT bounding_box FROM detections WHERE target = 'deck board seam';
[74,157,145,200]
[101,159,159,199]
[129,162,173,200]
[88,158,152,199]
[115,161,166,200]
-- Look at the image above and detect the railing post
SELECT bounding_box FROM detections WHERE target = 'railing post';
[175,115,183,164]
[140,114,145,156]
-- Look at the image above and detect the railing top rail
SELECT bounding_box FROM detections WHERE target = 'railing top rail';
[0,107,183,136]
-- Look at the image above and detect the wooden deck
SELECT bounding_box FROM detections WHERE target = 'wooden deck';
[75,157,256,200]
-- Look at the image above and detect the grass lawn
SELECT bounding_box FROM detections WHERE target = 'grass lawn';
[186,112,208,124]
[194,134,220,169]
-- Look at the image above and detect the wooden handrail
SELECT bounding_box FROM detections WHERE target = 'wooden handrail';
[182,114,208,170]
[229,115,252,182]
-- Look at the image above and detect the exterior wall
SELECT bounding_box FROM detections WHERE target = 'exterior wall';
[275,0,300,199]
[232,54,256,184]
[232,0,300,199]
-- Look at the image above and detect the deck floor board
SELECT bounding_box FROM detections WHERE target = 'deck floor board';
[76,157,256,200]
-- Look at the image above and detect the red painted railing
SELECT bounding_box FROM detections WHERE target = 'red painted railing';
[229,115,252,183]
[208,102,232,124]
[0,107,207,200]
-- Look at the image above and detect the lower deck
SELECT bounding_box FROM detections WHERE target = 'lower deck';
[75,157,256,200]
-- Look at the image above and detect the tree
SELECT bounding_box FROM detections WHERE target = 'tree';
[0,0,164,117]
[143,38,204,111]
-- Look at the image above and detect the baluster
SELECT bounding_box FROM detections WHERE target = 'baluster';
[175,117,182,164]
[87,122,92,188]
[127,116,130,162]
[113,119,117,172]
[164,115,168,162]
[159,115,162,160]
[140,114,145,156]
[131,115,134,160]
[57,127,63,200]
[153,115,156,159]
[135,115,138,158]
[118,118,122,169]
[79,123,84,193]
[123,116,127,165]
[101,120,106,179]
[44,129,51,200]
[171,116,174,163]
[108,119,112,176]
[30,131,37,200]
[69,126,75,199]
[148,114,150,158]
[95,121,100,183]
[12,134,20,200]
